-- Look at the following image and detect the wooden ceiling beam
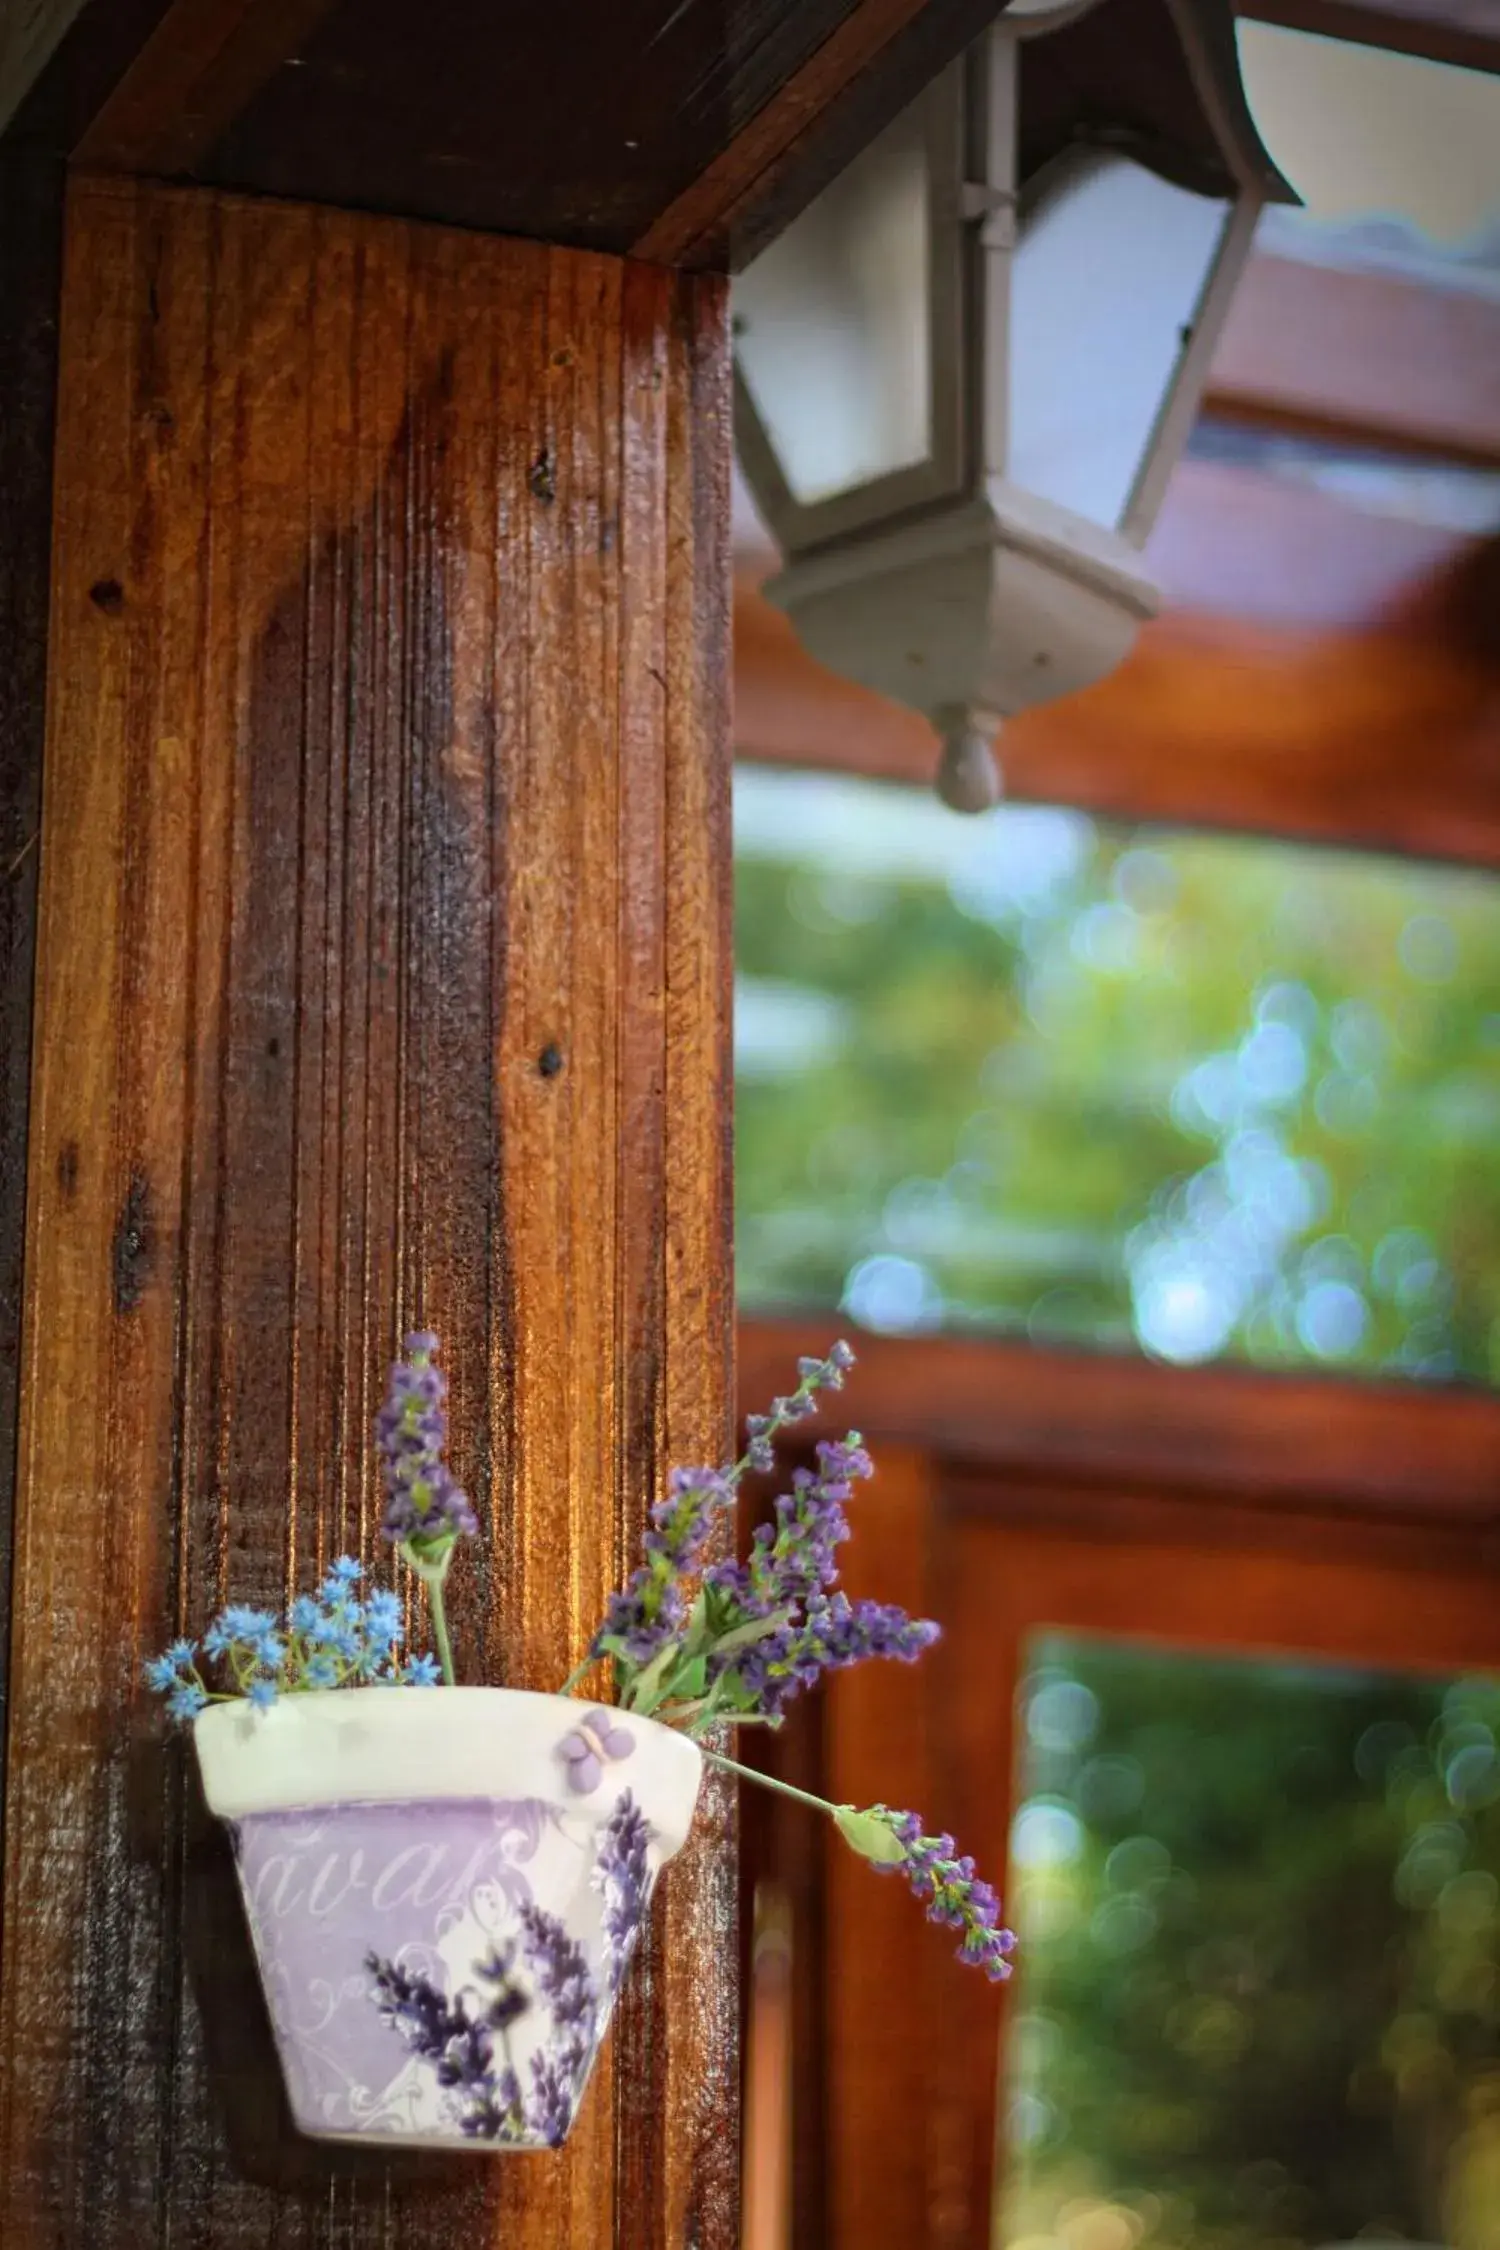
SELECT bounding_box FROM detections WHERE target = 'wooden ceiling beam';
[72,0,336,176]
[4,0,1015,267]
[738,1317,1500,1520]
[1146,457,1472,622]
[1241,0,1500,77]
[733,524,1500,865]
[631,0,1001,270]
[1207,253,1500,468]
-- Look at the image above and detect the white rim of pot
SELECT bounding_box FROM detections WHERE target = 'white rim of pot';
[193,1685,704,1858]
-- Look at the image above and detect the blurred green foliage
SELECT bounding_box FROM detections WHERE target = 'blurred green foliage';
[1000,1642,1500,2250]
[734,767,1500,1381]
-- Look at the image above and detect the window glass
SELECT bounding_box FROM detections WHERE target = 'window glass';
[733,102,932,506]
[1000,1635,1500,2250]
[1007,155,1228,530]
[734,765,1500,1381]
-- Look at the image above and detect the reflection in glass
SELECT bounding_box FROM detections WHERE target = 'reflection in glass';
[999,1637,1500,2250]
[733,766,1500,1385]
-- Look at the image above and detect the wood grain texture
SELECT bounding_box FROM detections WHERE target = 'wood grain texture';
[0,174,735,2248]
[196,0,861,258]
[72,0,338,174]
[0,140,61,1832]
[629,0,998,269]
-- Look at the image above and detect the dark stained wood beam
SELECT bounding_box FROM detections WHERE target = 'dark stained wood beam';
[0,2,86,134]
[1242,0,1500,75]
[0,139,60,1833]
[631,0,1005,270]
[0,0,176,153]
[72,0,337,174]
[11,0,1014,268]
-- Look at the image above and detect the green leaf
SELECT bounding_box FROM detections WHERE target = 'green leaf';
[678,1591,712,1660]
[701,1581,736,1634]
[672,1656,709,1701]
[402,1532,456,1583]
[625,1638,682,1716]
[707,1607,794,1660]
[834,1805,908,1867]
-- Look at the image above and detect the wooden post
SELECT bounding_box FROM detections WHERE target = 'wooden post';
[0,174,736,2247]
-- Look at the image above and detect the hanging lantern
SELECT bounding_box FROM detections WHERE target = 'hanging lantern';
[732,0,1295,808]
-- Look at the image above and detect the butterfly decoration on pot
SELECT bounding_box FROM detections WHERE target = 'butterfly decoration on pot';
[559,1708,636,1797]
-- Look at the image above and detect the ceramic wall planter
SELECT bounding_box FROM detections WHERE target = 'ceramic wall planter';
[194,1686,703,2150]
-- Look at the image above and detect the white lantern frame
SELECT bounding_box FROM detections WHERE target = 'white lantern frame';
[733,68,970,553]
[732,0,1292,808]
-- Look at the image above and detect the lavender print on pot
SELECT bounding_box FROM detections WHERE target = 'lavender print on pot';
[363,1793,652,2147]
[194,1687,703,2150]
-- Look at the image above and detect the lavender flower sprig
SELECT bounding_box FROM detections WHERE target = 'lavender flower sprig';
[145,1557,436,1721]
[592,1790,653,1993]
[517,1900,597,2079]
[570,1342,941,1735]
[700,1747,1015,1984]
[711,1591,940,1722]
[376,1332,476,1686]
[854,1808,1017,1982]
[365,1949,532,2142]
[366,1799,633,2145]
[369,1908,601,2146]
[571,1343,856,1700]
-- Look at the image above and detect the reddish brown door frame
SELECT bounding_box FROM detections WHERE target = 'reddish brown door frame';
[933,1464,1500,2249]
[738,1319,1500,2250]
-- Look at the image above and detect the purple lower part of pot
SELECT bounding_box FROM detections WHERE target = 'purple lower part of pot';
[229,1795,635,2147]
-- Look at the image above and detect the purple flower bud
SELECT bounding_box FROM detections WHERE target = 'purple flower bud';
[862,1808,1016,1981]
[376,1335,475,1548]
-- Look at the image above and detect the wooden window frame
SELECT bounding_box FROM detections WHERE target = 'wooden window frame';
[737,1321,1500,2250]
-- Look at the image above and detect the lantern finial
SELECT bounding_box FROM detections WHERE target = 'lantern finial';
[934,711,1002,814]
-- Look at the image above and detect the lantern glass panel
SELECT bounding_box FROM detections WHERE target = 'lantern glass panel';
[734,103,933,506]
[1007,153,1231,530]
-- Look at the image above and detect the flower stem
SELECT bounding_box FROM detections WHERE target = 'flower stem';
[406,1544,458,1687]
[701,1744,843,1820]
[559,1655,595,1697]
[427,1576,457,1688]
